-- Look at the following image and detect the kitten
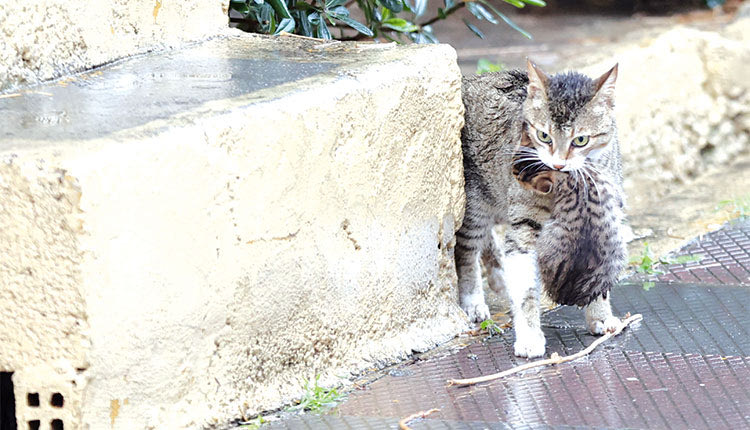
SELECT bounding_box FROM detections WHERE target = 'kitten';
[520,166,627,333]
[457,60,624,358]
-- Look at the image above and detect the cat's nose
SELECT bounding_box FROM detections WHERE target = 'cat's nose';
[553,164,565,170]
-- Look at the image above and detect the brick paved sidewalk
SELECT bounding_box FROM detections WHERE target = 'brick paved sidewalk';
[267,219,750,429]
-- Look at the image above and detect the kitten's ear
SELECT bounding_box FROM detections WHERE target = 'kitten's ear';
[593,63,618,108]
[526,59,549,99]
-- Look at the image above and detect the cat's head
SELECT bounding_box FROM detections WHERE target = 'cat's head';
[519,60,618,173]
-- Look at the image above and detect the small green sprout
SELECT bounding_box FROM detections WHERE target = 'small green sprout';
[287,375,346,414]
[629,242,660,275]
[630,242,702,290]
[479,318,504,337]
[662,254,703,265]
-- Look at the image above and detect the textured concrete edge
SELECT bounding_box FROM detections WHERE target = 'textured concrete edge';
[0,41,469,428]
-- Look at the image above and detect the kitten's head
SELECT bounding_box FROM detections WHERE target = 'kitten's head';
[519,60,618,173]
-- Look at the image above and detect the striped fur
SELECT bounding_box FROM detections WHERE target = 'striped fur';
[457,61,625,357]
[536,169,627,307]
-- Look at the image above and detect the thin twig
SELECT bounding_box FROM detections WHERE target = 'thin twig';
[398,408,440,429]
[447,313,643,387]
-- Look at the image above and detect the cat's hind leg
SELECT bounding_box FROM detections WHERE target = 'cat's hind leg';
[456,212,491,323]
[585,294,622,334]
[481,227,505,294]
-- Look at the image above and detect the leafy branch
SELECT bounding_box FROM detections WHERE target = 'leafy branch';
[229,0,545,43]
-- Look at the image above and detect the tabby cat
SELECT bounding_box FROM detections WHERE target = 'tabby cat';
[457,60,625,358]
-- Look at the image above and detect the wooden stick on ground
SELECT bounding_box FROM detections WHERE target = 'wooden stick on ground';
[398,408,440,430]
[447,313,643,387]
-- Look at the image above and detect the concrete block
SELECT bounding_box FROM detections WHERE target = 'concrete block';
[0,35,467,428]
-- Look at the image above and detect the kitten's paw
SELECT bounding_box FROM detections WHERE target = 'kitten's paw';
[460,295,491,323]
[513,328,546,358]
[587,315,622,335]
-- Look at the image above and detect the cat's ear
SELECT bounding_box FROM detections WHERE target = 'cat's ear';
[593,63,618,108]
[526,59,549,99]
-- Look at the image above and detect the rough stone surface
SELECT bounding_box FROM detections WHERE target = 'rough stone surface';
[0,35,467,429]
[0,0,229,91]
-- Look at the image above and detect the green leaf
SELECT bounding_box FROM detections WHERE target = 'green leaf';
[256,3,275,32]
[294,1,314,10]
[274,17,296,34]
[520,0,546,6]
[381,17,419,32]
[267,0,293,18]
[317,16,332,38]
[326,0,348,8]
[463,18,485,39]
[476,58,503,74]
[330,5,350,15]
[232,3,251,14]
[292,10,314,36]
[501,0,525,7]
[479,1,532,39]
[437,7,446,19]
[411,25,438,43]
[379,6,392,21]
[467,2,498,24]
[329,11,374,36]
[410,0,428,17]
[380,0,404,13]
[642,281,655,291]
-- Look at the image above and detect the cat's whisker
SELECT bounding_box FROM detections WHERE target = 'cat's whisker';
[503,147,538,155]
[578,169,589,198]
[581,167,601,200]
[517,161,545,177]
[584,161,605,175]
[512,156,541,165]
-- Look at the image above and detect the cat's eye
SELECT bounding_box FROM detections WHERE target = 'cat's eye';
[536,130,552,144]
[571,135,590,147]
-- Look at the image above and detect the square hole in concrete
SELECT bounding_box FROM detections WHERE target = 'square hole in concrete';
[50,420,63,430]
[27,421,39,430]
[49,394,63,409]
[25,395,38,409]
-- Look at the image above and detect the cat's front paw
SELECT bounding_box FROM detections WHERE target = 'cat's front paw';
[513,327,546,358]
[460,295,491,323]
[587,315,622,335]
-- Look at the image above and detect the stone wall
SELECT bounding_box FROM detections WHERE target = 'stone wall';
[0,35,468,428]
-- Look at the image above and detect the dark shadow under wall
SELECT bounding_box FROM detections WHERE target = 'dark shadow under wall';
[0,372,17,430]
